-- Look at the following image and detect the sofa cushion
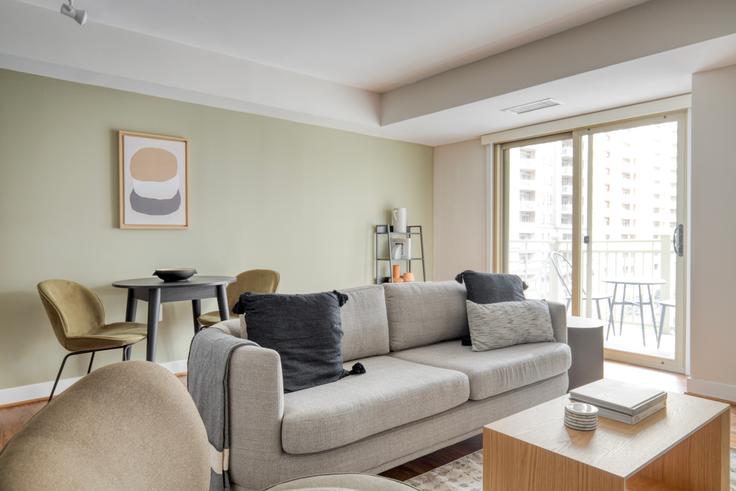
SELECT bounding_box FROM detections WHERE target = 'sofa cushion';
[383,281,467,351]
[455,271,526,304]
[232,291,349,392]
[392,340,571,401]
[281,356,469,454]
[467,299,554,351]
[340,285,390,362]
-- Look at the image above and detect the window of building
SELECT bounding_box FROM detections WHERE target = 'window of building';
[561,214,572,225]
[520,211,535,223]
[519,233,534,240]
[520,148,536,159]
[561,176,572,186]
[520,169,535,180]
[520,190,535,201]
[622,219,631,226]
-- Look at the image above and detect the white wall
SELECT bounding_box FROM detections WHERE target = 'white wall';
[687,63,736,402]
[433,139,487,280]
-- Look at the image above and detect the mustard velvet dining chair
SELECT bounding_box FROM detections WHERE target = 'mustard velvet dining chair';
[37,279,147,402]
[197,269,280,327]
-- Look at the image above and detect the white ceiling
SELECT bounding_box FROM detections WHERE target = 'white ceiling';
[381,34,736,145]
[17,0,646,91]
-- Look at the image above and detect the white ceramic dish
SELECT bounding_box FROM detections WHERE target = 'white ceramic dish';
[565,402,599,416]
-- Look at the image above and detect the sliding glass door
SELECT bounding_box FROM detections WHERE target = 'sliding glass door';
[581,115,686,371]
[502,134,573,306]
[499,113,687,372]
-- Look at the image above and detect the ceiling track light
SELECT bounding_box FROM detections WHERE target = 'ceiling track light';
[60,0,88,25]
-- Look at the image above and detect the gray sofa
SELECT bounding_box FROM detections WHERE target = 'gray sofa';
[211,281,571,491]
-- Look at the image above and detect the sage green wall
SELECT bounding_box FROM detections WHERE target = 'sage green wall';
[0,69,433,390]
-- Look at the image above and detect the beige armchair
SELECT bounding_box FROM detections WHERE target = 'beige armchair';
[198,269,280,327]
[37,279,147,401]
[0,361,210,491]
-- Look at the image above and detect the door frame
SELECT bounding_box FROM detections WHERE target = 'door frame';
[579,111,687,373]
[492,110,688,373]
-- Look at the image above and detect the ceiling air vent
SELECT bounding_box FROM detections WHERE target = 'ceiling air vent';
[502,98,561,115]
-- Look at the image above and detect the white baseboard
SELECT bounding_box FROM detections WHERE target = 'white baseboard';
[687,376,736,403]
[0,359,187,406]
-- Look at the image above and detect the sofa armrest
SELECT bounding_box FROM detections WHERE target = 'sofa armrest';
[547,301,567,343]
[211,318,241,337]
[227,345,285,485]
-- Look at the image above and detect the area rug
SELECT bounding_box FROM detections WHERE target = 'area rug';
[407,449,736,490]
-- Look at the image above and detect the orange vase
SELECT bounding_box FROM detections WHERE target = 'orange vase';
[391,264,402,283]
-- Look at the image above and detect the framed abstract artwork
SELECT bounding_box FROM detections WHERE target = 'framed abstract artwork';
[118,130,189,229]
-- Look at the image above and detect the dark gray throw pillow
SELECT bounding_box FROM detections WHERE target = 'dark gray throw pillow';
[455,271,527,345]
[232,290,352,392]
[455,271,527,303]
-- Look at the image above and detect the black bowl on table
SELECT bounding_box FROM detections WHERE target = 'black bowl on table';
[153,268,197,282]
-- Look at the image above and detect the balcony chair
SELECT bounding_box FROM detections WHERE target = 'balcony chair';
[37,279,147,402]
[549,251,614,338]
[197,269,280,327]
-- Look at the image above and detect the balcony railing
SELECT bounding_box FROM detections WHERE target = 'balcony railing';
[508,237,676,311]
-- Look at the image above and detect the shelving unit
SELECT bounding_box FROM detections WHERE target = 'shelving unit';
[374,224,426,284]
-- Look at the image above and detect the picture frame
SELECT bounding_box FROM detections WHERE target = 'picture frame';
[390,237,411,260]
[118,130,189,229]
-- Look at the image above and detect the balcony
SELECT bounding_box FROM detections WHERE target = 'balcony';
[508,237,677,359]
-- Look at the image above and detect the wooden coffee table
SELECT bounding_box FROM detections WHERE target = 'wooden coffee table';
[483,391,730,490]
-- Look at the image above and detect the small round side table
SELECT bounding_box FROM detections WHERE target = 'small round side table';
[567,315,605,390]
[265,473,417,490]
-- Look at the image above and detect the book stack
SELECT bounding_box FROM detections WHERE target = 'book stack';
[569,379,667,424]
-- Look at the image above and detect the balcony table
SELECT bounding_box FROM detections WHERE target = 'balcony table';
[112,275,235,361]
[603,278,664,347]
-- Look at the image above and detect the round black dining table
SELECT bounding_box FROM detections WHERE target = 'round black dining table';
[112,275,235,361]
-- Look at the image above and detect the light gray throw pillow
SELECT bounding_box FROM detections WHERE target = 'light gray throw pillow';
[466,299,554,351]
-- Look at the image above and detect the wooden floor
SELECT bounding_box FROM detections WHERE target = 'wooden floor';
[1,361,734,482]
